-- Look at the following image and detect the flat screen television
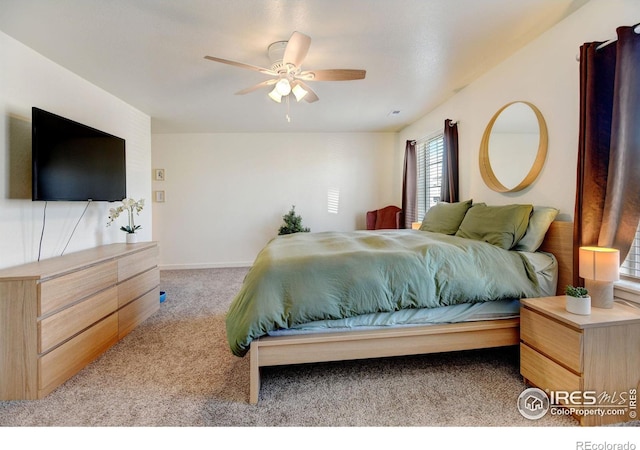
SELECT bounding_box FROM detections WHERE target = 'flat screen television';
[32,107,126,201]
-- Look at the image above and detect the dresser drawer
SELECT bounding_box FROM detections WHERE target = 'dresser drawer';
[520,307,583,373]
[39,286,118,353]
[39,261,118,316]
[521,343,581,393]
[38,313,118,398]
[118,289,159,339]
[118,247,158,282]
[118,267,159,308]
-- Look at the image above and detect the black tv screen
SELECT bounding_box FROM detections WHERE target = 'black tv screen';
[32,107,126,201]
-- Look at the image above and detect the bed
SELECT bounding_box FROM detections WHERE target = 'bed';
[226,202,573,404]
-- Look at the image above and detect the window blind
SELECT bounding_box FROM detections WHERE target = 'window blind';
[621,224,640,280]
[416,134,444,221]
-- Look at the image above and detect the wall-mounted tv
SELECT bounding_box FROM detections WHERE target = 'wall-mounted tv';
[32,107,126,201]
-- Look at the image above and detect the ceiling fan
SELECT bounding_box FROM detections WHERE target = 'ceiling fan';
[204,31,366,104]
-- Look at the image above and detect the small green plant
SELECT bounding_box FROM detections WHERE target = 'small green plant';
[278,205,310,235]
[565,285,589,298]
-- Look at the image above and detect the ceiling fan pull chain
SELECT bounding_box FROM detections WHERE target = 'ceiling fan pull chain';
[286,94,291,123]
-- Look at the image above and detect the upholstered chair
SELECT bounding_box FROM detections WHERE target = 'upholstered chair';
[366,205,402,230]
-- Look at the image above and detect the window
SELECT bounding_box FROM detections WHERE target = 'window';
[621,224,640,280]
[416,134,444,221]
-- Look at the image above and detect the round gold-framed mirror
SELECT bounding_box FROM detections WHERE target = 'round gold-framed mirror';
[479,101,548,193]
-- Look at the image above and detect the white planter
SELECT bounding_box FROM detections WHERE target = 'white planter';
[126,233,137,244]
[565,295,591,315]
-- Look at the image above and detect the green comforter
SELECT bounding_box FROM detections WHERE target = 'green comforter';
[226,230,542,356]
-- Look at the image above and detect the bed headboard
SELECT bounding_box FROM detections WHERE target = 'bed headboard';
[538,221,574,296]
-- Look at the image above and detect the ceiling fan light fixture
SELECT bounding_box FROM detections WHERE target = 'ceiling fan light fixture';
[292,83,308,102]
[268,87,282,103]
[205,31,366,106]
[275,78,292,96]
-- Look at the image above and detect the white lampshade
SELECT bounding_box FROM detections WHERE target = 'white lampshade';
[275,79,291,96]
[579,246,620,282]
[292,83,308,102]
[268,87,282,103]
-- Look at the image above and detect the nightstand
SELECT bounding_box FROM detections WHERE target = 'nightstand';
[520,296,640,426]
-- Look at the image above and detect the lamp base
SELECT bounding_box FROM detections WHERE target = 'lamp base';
[584,279,614,308]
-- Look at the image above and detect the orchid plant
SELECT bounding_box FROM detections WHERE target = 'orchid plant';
[107,198,145,234]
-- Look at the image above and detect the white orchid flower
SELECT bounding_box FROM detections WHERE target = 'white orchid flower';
[106,198,145,233]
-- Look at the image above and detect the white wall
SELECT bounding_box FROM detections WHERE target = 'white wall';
[0,31,152,270]
[152,132,398,268]
[398,0,640,221]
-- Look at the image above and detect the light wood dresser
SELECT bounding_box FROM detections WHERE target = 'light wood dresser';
[520,296,640,426]
[0,242,159,400]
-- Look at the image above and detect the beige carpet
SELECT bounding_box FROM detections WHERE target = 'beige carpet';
[0,268,604,427]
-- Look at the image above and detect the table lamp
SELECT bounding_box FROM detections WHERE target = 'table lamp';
[579,246,620,308]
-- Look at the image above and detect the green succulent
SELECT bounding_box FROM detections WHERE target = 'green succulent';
[565,285,589,298]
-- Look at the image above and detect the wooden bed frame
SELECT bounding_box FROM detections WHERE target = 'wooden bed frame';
[248,221,574,404]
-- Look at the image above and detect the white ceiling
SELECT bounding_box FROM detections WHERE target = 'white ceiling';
[0,0,590,134]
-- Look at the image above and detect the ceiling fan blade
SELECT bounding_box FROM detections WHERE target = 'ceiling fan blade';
[204,56,277,76]
[298,69,366,81]
[296,81,319,103]
[283,31,311,68]
[235,79,278,95]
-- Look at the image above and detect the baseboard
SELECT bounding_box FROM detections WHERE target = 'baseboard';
[159,262,252,270]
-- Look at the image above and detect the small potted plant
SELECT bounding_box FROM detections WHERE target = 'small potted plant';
[565,285,590,315]
[107,198,145,243]
[278,205,310,235]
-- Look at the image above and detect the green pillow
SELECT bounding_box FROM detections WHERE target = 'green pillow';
[455,203,533,250]
[513,206,559,252]
[419,199,473,235]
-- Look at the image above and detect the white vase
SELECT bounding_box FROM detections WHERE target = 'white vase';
[565,295,591,315]
[126,233,137,244]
